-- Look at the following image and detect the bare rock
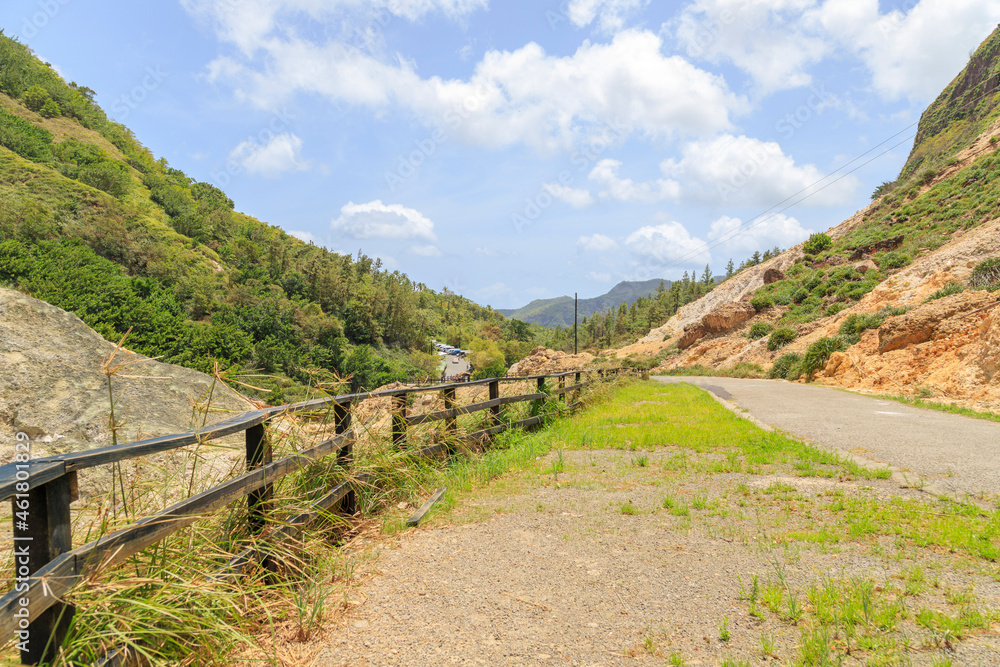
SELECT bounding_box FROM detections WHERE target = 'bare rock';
[701,302,756,335]
[508,347,596,376]
[678,323,707,350]
[853,260,878,274]
[763,268,785,284]
[877,291,996,353]
[0,288,252,454]
[850,235,904,261]
[978,307,1000,380]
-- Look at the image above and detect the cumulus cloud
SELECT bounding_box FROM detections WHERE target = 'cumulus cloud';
[331,200,436,241]
[660,134,858,206]
[674,0,1000,101]
[624,220,711,266]
[228,132,308,178]
[675,0,827,94]
[567,0,648,32]
[578,234,619,252]
[707,214,813,256]
[189,1,743,153]
[813,0,1000,101]
[588,159,680,203]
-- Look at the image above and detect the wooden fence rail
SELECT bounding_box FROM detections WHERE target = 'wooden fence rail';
[0,368,633,664]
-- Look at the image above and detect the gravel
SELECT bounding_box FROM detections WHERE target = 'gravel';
[314,449,1000,666]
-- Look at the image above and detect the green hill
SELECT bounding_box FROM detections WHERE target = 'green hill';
[499,279,671,327]
[0,32,510,400]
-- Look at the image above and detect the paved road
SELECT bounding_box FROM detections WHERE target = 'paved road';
[654,376,1000,502]
[441,354,470,380]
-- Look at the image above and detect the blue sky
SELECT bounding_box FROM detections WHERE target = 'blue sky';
[4,0,1000,309]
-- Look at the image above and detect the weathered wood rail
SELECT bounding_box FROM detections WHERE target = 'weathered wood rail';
[0,367,632,664]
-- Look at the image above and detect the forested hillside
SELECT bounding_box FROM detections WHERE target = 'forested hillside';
[0,33,522,400]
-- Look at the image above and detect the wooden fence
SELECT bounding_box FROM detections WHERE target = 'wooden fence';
[0,367,632,664]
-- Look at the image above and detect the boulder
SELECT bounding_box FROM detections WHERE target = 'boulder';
[678,323,706,350]
[701,302,756,334]
[853,260,878,274]
[978,308,1000,380]
[763,268,785,284]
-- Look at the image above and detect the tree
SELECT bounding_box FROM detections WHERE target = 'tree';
[725,259,735,278]
[39,99,61,118]
[701,264,713,286]
[22,84,50,112]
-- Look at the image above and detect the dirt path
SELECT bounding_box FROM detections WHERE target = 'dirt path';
[312,447,1000,666]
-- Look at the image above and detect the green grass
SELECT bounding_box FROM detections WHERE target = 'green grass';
[868,393,1000,423]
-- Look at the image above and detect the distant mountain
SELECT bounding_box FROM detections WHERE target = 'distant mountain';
[499,279,671,328]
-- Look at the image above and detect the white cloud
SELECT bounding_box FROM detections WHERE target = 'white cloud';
[578,234,619,252]
[229,132,308,178]
[625,220,711,266]
[676,0,827,94]
[181,0,487,55]
[331,200,436,241]
[588,159,680,203]
[546,183,596,209]
[813,0,1000,101]
[660,134,858,206]
[588,271,612,282]
[707,214,813,256]
[567,0,648,32]
[410,244,444,257]
[674,0,1000,101]
[194,10,743,152]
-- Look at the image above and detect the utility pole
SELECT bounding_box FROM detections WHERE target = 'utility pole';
[574,292,578,355]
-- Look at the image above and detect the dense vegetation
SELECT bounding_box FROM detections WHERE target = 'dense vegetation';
[0,33,523,400]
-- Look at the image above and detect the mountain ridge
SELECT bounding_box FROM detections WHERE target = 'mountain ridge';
[498,279,671,328]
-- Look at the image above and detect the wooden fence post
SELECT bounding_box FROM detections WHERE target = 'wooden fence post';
[488,380,500,427]
[14,473,75,665]
[334,401,355,516]
[246,422,272,539]
[392,394,407,449]
[574,372,581,403]
[442,387,457,452]
[559,376,566,403]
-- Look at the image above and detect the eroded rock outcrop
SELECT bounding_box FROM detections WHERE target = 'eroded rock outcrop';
[701,302,756,334]
[508,347,597,376]
[877,291,996,353]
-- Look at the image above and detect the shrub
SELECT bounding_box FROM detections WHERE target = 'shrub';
[747,322,773,340]
[767,327,798,351]
[878,250,911,270]
[0,107,52,162]
[791,287,809,303]
[969,258,1000,289]
[767,353,801,380]
[871,181,896,200]
[78,160,131,198]
[39,99,61,118]
[926,281,965,301]
[750,293,774,311]
[838,312,883,345]
[800,336,847,381]
[803,233,832,255]
[21,84,51,112]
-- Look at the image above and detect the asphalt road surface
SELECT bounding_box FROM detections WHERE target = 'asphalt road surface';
[442,355,470,380]
[654,376,1000,502]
